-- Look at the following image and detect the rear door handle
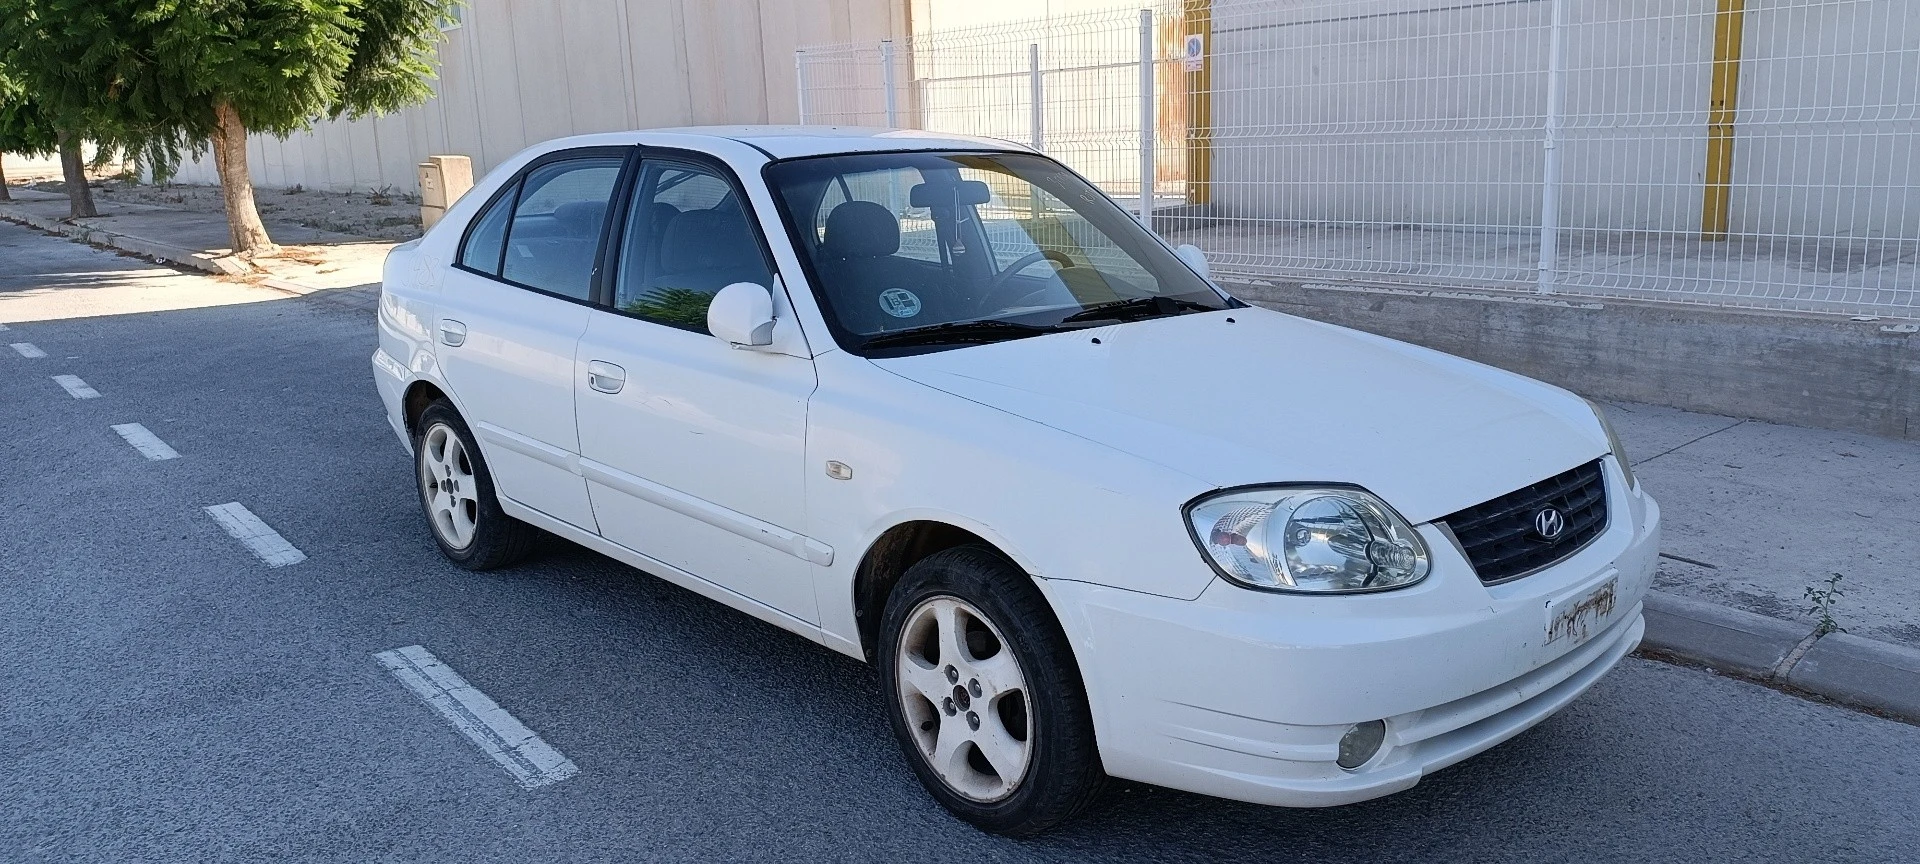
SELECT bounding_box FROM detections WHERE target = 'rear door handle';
[438,319,467,347]
[587,360,626,394]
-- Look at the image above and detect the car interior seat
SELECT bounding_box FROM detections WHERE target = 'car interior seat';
[820,200,957,331]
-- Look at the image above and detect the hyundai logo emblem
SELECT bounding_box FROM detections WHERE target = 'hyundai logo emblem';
[1533,507,1567,541]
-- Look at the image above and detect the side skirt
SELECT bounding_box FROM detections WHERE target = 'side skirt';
[496,496,836,653]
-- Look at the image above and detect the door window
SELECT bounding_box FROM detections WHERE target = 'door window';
[613,161,775,333]
[495,157,624,300]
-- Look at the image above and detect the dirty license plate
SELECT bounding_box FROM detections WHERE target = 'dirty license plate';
[1545,574,1619,647]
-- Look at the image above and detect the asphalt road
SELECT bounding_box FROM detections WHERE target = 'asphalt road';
[3,220,1917,863]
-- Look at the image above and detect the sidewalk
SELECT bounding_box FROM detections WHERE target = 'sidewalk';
[1609,401,1920,649]
[5,185,1917,720]
[0,187,391,292]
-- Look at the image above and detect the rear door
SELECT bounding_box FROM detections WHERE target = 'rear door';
[436,148,632,530]
[573,154,822,622]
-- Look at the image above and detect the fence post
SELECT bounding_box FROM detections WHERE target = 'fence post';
[1185,0,1213,206]
[880,40,899,127]
[1029,43,1044,151]
[1138,8,1156,229]
[1701,0,1746,240]
[794,50,808,124]
[1535,0,1566,294]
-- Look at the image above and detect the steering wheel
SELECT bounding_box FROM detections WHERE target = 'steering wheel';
[982,250,1076,308]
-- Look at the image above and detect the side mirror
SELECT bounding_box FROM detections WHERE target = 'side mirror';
[707,282,776,348]
[1175,244,1211,280]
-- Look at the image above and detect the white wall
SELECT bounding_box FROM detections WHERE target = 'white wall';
[1207,0,1918,238]
[2,152,66,183]
[1210,0,1710,233]
[1733,0,1920,238]
[910,0,1140,32]
[170,0,905,192]
[3,146,125,183]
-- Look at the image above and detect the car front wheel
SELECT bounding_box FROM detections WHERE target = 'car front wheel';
[413,400,536,570]
[879,545,1105,835]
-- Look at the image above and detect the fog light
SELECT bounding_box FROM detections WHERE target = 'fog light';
[1337,720,1387,770]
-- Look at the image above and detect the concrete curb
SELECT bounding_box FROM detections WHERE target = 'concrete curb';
[1785,632,1920,722]
[0,204,251,276]
[1642,590,1920,724]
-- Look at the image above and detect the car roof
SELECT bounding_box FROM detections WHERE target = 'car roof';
[549,125,1033,160]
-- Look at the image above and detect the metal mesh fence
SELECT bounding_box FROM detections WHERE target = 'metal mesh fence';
[797,0,1918,319]
[797,7,1184,214]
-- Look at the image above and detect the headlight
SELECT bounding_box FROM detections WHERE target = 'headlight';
[1185,487,1431,593]
[1585,398,1637,489]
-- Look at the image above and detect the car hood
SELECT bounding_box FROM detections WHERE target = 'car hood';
[873,308,1607,523]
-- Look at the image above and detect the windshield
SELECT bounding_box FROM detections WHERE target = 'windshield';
[764,151,1231,354]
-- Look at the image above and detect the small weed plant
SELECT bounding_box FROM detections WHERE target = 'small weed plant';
[1804,572,1846,636]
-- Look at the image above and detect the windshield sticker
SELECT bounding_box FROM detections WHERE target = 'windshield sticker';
[879,288,923,318]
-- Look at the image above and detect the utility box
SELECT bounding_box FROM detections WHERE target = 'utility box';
[417,155,474,230]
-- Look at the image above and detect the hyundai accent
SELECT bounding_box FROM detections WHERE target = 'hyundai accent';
[371,127,1661,835]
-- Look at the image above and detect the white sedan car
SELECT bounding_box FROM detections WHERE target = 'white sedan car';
[373,127,1659,835]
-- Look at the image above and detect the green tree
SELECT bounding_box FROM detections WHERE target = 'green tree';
[0,0,457,253]
[0,58,92,213]
[622,288,719,330]
[0,62,59,202]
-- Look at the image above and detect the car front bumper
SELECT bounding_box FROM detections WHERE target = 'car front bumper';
[1043,465,1659,808]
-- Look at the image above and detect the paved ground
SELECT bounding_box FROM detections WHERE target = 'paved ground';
[4,220,1919,861]
[1610,403,1920,647]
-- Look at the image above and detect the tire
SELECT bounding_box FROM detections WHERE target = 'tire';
[879,545,1106,836]
[412,400,537,570]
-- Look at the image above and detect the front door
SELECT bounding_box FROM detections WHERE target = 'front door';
[574,156,821,622]
[436,150,628,530]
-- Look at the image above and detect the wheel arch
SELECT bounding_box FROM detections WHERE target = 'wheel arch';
[402,379,452,439]
[851,518,1051,662]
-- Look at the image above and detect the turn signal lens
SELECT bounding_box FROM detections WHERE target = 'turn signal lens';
[1187,487,1431,593]
[1585,398,1637,490]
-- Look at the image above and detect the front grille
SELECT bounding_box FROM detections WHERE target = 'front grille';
[1440,460,1608,584]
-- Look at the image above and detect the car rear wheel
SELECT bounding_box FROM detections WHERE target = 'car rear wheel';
[414,401,536,570]
[879,545,1105,836]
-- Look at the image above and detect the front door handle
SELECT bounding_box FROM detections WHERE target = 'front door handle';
[587,360,626,394]
[438,319,467,347]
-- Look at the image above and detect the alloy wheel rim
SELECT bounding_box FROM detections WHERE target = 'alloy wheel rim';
[896,595,1034,803]
[420,424,479,549]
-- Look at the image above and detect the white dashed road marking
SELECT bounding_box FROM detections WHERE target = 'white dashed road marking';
[203,502,307,567]
[112,423,181,460]
[10,342,47,358]
[375,645,580,789]
[52,375,101,399]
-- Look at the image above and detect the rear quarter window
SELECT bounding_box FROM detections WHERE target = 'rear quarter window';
[458,188,516,276]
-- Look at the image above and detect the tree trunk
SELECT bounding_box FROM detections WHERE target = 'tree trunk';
[210,100,275,255]
[0,156,11,201]
[56,131,97,219]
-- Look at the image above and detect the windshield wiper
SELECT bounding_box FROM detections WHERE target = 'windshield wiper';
[860,319,1058,350]
[1055,295,1219,325]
